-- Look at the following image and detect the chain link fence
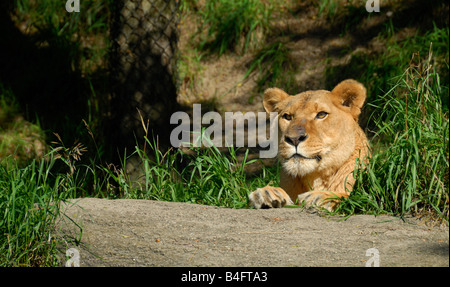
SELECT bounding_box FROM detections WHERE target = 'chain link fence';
[109,0,180,154]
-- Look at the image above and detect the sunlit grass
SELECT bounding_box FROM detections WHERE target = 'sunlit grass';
[338,50,449,222]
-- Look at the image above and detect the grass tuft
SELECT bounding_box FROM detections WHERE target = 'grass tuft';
[338,49,449,222]
[0,153,65,266]
[245,41,295,100]
[196,0,272,55]
[107,136,260,209]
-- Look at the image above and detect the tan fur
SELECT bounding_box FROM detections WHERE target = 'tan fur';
[248,79,369,211]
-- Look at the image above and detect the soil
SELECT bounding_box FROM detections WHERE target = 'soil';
[176,1,399,115]
[56,198,449,267]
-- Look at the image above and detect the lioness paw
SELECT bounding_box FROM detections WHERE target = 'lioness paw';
[297,191,340,211]
[249,186,294,209]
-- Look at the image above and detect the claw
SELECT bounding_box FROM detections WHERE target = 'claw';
[248,186,293,209]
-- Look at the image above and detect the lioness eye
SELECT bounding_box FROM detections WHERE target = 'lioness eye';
[282,114,292,121]
[316,111,328,119]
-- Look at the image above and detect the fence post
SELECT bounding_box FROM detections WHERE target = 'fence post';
[109,0,180,155]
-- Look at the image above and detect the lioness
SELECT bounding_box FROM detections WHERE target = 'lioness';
[249,79,369,211]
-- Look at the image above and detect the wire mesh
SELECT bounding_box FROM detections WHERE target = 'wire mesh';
[109,0,180,152]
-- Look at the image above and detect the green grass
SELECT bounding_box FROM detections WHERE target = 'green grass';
[6,0,110,149]
[317,0,367,29]
[0,85,47,167]
[0,85,20,124]
[0,133,274,266]
[338,53,449,221]
[103,136,265,208]
[13,0,110,76]
[196,0,272,55]
[318,0,340,20]
[244,41,296,102]
[0,152,70,266]
[326,22,449,107]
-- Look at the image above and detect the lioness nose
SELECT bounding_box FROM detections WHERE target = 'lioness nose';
[284,133,308,147]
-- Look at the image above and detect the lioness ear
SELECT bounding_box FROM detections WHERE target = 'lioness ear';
[263,88,290,113]
[331,79,366,121]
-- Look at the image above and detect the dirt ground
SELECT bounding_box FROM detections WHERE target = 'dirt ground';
[56,198,449,267]
[176,1,399,115]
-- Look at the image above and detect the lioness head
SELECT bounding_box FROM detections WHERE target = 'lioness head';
[264,79,367,178]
